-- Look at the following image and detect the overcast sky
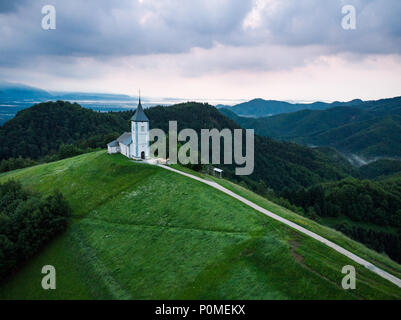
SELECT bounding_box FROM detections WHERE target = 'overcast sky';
[0,0,400,102]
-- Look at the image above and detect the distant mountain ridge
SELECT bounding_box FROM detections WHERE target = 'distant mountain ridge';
[0,81,136,125]
[0,81,132,102]
[0,81,52,100]
[219,98,365,117]
[220,96,401,159]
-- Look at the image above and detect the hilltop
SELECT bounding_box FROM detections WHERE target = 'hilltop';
[0,151,401,299]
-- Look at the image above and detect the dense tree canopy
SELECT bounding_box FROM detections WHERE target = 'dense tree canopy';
[283,177,401,263]
[0,101,129,160]
[0,180,71,280]
[221,96,401,158]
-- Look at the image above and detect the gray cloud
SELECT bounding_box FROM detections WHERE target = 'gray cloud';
[0,0,252,60]
[253,0,401,54]
[0,0,400,75]
[0,0,28,13]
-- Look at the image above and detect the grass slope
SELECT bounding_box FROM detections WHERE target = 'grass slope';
[0,151,400,299]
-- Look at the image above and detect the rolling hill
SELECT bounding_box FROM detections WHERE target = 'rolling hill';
[219,98,364,118]
[0,151,401,299]
[0,101,355,193]
[359,160,401,180]
[221,96,401,159]
[0,101,128,160]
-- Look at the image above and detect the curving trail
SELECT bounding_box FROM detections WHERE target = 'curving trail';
[158,164,401,289]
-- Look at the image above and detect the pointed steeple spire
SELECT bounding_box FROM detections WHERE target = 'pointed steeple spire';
[131,89,149,122]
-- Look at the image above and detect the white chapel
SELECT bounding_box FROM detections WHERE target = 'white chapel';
[107,96,150,159]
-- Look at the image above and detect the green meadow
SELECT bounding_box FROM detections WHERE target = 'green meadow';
[0,151,400,299]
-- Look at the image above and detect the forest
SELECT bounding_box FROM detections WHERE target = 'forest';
[0,180,71,280]
[281,177,401,262]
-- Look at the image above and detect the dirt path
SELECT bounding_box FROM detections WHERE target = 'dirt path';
[158,164,401,289]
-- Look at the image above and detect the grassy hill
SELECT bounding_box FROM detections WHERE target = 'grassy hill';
[0,151,400,299]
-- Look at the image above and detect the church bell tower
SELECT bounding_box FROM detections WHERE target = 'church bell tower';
[131,92,150,159]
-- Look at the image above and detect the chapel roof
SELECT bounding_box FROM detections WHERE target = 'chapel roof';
[130,98,149,122]
[107,140,119,147]
[117,132,132,146]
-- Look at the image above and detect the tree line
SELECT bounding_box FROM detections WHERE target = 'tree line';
[281,177,401,262]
